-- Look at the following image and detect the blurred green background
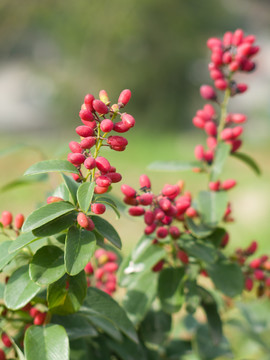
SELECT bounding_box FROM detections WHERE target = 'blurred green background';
[0,0,270,358]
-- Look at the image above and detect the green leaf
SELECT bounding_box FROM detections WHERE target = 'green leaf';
[65,226,96,276]
[123,270,158,325]
[77,182,95,213]
[0,174,48,193]
[24,159,80,176]
[195,324,232,360]
[197,286,223,344]
[62,173,80,205]
[13,340,26,360]
[91,215,122,249]
[140,310,172,345]
[52,183,70,201]
[47,271,87,315]
[179,235,218,264]
[4,265,41,310]
[22,202,75,233]
[231,151,261,175]
[0,241,20,270]
[80,287,138,343]
[186,217,214,238]
[165,339,192,359]
[158,267,185,314]
[105,335,147,360]
[33,211,77,237]
[210,142,231,182]
[206,227,227,248]
[198,190,228,227]
[24,324,69,360]
[52,314,98,340]
[95,196,120,219]
[206,259,244,297]
[86,313,123,342]
[8,232,38,254]
[148,160,203,172]
[29,246,65,286]
[185,281,201,314]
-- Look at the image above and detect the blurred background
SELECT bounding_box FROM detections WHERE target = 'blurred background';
[0,0,270,358]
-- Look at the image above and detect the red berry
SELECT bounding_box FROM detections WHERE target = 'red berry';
[232,126,243,139]
[1,211,12,227]
[80,137,96,149]
[107,136,128,148]
[84,262,94,275]
[77,212,89,228]
[221,232,230,248]
[0,349,6,360]
[138,193,154,206]
[144,210,155,225]
[29,307,39,318]
[169,226,180,239]
[139,174,151,189]
[33,312,47,326]
[203,150,214,163]
[200,85,217,100]
[204,121,217,136]
[79,109,94,121]
[221,179,237,190]
[95,268,104,280]
[159,198,171,212]
[231,113,247,124]
[214,79,228,90]
[92,99,109,114]
[129,206,145,216]
[96,175,112,188]
[86,217,95,231]
[207,136,217,150]
[250,258,261,269]
[203,104,216,117]
[69,141,82,153]
[194,145,204,160]
[96,157,111,173]
[84,94,95,111]
[232,29,244,46]
[67,153,85,166]
[1,333,12,348]
[121,113,135,128]
[94,186,109,194]
[121,184,136,198]
[192,116,205,129]
[91,203,106,215]
[118,89,132,107]
[221,128,233,141]
[14,213,24,229]
[46,196,64,204]
[84,157,96,170]
[209,181,220,192]
[177,250,189,264]
[207,37,222,49]
[106,172,122,183]
[76,126,94,137]
[152,260,164,272]
[246,241,258,255]
[185,207,197,217]
[100,119,114,133]
[156,226,168,239]
[162,184,179,199]
[245,277,253,291]
[223,31,233,47]
[113,121,130,133]
[236,83,248,94]
[144,223,157,235]
[254,269,264,281]
[103,262,118,273]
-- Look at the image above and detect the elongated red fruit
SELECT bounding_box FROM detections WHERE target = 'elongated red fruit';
[118,89,131,106]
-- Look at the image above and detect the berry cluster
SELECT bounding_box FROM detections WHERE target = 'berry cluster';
[231,241,270,297]
[0,211,24,231]
[84,249,118,296]
[0,301,47,359]
[193,29,259,170]
[67,89,135,195]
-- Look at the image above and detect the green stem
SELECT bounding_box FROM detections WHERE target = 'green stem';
[217,87,231,142]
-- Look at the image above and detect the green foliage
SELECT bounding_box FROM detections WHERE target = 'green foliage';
[24,325,69,360]
[24,160,80,176]
[91,215,122,249]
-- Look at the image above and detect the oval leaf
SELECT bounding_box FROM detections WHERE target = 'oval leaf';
[8,232,38,254]
[0,241,20,270]
[29,246,65,286]
[65,226,96,276]
[22,202,75,233]
[48,271,87,315]
[33,211,77,237]
[91,216,122,249]
[198,191,228,227]
[24,160,80,176]
[77,182,95,213]
[62,174,80,205]
[24,324,69,360]
[158,267,185,314]
[4,265,41,310]
[148,160,203,172]
[206,259,244,297]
